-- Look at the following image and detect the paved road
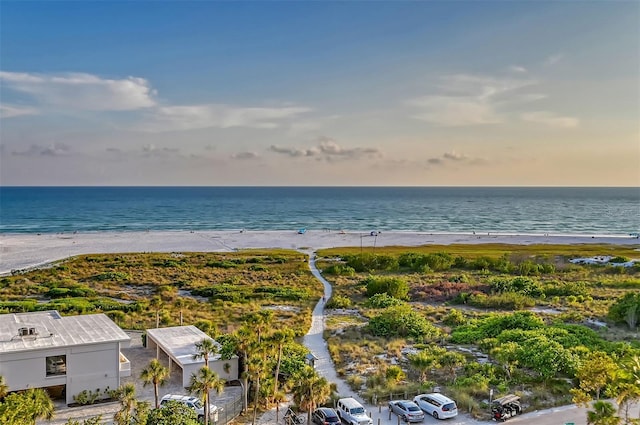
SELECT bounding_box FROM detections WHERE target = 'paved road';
[302,252,603,425]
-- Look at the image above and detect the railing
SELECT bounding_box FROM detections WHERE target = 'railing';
[213,390,243,425]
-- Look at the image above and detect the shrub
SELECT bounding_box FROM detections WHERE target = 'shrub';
[467,292,536,310]
[326,295,353,309]
[450,311,544,344]
[93,272,130,282]
[365,293,405,309]
[443,309,467,326]
[610,256,631,263]
[385,365,406,384]
[323,264,356,276]
[367,305,441,341]
[364,276,409,300]
[489,276,543,297]
[608,292,640,330]
[343,254,399,272]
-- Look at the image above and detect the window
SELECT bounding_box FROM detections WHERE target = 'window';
[46,355,66,376]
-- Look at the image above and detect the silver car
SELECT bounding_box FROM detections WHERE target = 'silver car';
[413,393,458,420]
[388,400,425,423]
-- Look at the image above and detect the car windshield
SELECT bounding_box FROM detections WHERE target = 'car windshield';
[443,403,456,410]
[351,407,365,414]
[193,400,203,409]
[408,405,420,412]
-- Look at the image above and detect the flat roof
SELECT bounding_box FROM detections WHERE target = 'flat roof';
[146,325,222,367]
[0,310,130,354]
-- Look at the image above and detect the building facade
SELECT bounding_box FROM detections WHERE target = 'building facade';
[0,310,131,405]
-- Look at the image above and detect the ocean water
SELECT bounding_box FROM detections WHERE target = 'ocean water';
[0,187,638,235]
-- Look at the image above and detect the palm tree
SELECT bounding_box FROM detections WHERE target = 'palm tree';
[587,400,620,425]
[140,358,169,408]
[292,366,332,425]
[193,338,219,369]
[236,325,253,414]
[615,355,640,422]
[248,348,268,425]
[114,383,138,425]
[408,351,440,384]
[23,388,54,424]
[0,375,8,399]
[246,310,273,344]
[270,329,294,405]
[149,296,164,328]
[188,366,225,425]
[174,298,186,326]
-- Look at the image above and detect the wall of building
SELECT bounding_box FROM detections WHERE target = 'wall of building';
[181,357,239,388]
[0,342,122,405]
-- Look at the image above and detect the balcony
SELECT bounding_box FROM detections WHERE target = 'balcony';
[119,352,131,377]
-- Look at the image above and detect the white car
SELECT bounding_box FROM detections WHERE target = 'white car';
[160,394,218,422]
[336,397,373,425]
[413,393,458,420]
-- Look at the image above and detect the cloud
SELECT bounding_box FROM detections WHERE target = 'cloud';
[11,143,72,157]
[427,150,480,166]
[509,66,527,73]
[408,74,535,126]
[521,111,579,128]
[231,151,259,160]
[270,138,381,161]
[0,71,156,111]
[269,145,319,157]
[0,104,39,119]
[138,104,311,132]
[544,53,564,66]
[443,151,467,161]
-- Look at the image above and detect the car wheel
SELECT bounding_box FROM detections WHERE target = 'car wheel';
[197,415,204,423]
[432,411,439,419]
[402,415,407,422]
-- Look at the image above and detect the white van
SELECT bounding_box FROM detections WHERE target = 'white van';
[336,397,373,425]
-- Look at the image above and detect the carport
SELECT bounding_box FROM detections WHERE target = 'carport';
[146,325,239,387]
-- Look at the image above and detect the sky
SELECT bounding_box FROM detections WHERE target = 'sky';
[0,1,638,186]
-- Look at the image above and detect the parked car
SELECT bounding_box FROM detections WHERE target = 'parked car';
[160,394,218,422]
[388,400,425,423]
[312,407,341,425]
[336,397,373,425]
[413,393,458,420]
[491,394,521,421]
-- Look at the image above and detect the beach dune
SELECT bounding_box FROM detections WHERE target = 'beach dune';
[1,230,638,275]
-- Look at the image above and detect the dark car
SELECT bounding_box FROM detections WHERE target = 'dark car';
[312,407,341,425]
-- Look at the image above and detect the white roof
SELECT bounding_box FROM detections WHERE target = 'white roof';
[0,310,130,354]
[146,325,222,367]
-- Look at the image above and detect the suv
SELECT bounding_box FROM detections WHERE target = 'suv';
[160,394,218,422]
[312,407,341,425]
[336,398,373,425]
[413,393,458,420]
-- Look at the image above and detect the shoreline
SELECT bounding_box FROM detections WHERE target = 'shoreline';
[1,229,639,276]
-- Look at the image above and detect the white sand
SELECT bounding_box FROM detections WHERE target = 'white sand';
[1,230,638,275]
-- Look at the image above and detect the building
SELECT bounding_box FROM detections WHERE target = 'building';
[0,310,131,405]
[146,325,239,387]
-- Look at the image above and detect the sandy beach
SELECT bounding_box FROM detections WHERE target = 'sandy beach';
[1,230,638,275]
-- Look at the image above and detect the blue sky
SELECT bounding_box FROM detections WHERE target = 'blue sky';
[1,1,638,185]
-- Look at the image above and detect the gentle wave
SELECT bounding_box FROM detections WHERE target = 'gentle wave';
[1,186,638,235]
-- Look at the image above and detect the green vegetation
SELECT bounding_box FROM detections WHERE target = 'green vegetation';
[0,250,321,335]
[318,244,640,420]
